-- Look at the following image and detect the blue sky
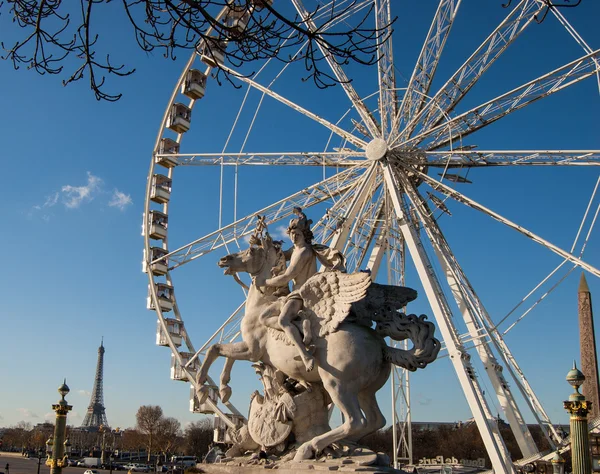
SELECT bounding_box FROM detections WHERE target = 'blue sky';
[1,1,600,436]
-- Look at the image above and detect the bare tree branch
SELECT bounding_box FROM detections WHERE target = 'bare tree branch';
[0,0,393,101]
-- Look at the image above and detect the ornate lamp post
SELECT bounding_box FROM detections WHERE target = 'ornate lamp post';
[564,362,592,474]
[46,380,73,474]
[99,425,107,466]
[46,436,54,463]
[551,451,566,474]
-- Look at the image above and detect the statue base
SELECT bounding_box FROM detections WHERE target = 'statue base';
[198,447,408,473]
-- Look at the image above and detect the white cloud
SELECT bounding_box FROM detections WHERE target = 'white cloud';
[44,412,55,422]
[108,190,133,211]
[44,192,60,208]
[78,389,91,397]
[30,191,60,220]
[62,172,103,209]
[270,225,289,241]
[33,192,59,211]
[30,172,132,219]
[17,408,39,419]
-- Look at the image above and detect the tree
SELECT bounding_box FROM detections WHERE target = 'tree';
[183,419,213,461]
[121,429,146,457]
[136,405,164,462]
[1,422,33,452]
[0,0,391,102]
[155,417,183,462]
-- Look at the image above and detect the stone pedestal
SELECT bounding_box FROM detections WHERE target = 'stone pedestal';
[199,447,403,474]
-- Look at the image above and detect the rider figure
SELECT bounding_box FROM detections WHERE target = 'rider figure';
[264,208,344,372]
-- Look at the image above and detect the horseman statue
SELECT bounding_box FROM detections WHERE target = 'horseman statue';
[196,208,440,466]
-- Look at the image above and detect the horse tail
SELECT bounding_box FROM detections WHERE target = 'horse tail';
[379,313,441,371]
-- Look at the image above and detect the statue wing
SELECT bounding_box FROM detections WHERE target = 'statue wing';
[365,283,417,311]
[351,283,418,326]
[299,271,372,336]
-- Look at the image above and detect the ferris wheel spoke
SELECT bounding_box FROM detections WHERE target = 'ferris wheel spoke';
[290,0,380,138]
[394,0,545,145]
[160,167,366,269]
[352,202,387,274]
[545,3,600,94]
[391,0,461,141]
[413,150,600,167]
[375,0,397,139]
[165,151,366,167]
[219,64,366,149]
[313,185,364,245]
[327,164,381,250]
[362,215,390,278]
[338,180,386,272]
[402,49,600,151]
[410,167,600,278]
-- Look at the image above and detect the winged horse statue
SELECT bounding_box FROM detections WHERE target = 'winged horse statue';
[196,214,440,461]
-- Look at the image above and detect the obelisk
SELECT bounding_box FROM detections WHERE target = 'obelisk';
[579,273,600,420]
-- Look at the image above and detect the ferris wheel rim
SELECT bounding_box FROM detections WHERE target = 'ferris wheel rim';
[142,0,600,466]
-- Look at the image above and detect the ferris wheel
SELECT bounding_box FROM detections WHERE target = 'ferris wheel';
[142,1,600,472]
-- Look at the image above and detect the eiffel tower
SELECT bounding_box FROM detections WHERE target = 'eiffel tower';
[81,339,108,429]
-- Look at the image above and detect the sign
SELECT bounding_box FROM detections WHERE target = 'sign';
[418,455,486,468]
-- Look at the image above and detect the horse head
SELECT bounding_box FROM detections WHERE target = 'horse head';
[218,232,283,282]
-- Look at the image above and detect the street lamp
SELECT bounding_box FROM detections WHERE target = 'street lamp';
[552,451,566,474]
[37,450,46,474]
[64,438,72,464]
[46,436,54,462]
[46,380,73,474]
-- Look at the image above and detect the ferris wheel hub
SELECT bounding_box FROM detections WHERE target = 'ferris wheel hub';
[365,138,388,161]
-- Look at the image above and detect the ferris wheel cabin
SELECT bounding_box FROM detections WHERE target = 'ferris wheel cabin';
[146,210,168,240]
[182,69,208,100]
[190,385,219,414]
[213,415,246,444]
[170,352,199,381]
[225,6,251,37]
[251,0,273,9]
[156,318,184,347]
[147,282,174,312]
[199,37,227,68]
[156,138,180,168]
[167,103,192,134]
[143,246,169,276]
[150,174,172,204]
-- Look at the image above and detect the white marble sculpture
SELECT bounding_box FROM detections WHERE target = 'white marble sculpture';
[197,208,440,462]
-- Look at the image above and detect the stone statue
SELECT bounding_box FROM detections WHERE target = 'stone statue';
[259,207,345,372]
[197,209,440,464]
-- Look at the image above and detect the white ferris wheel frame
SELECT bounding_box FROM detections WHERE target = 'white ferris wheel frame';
[142,0,600,472]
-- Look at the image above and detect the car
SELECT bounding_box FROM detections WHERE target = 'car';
[84,470,99,474]
[123,463,149,472]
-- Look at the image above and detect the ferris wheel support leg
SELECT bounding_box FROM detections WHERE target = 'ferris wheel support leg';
[400,177,540,458]
[382,163,517,474]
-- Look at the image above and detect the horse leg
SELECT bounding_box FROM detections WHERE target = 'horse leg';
[294,375,366,461]
[219,357,235,403]
[197,340,260,386]
[348,390,386,442]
